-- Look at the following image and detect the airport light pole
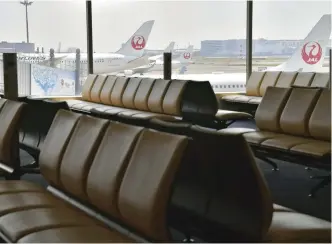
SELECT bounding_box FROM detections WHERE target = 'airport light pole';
[20,0,33,43]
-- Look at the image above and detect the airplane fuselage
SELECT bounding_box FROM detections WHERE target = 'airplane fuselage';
[13,52,140,74]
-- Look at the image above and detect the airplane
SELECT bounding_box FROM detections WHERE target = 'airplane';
[148,41,175,62]
[3,20,155,74]
[258,14,331,73]
[135,14,331,94]
[121,41,175,75]
[122,45,194,75]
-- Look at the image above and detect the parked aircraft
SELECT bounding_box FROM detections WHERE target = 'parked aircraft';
[135,14,331,94]
[123,45,194,75]
[3,20,155,74]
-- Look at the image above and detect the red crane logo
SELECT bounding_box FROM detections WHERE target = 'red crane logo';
[131,35,146,50]
[183,53,191,59]
[301,41,322,65]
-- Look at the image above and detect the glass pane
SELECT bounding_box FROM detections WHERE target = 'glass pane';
[92,0,247,93]
[0,0,86,97]
[253,1,331,73]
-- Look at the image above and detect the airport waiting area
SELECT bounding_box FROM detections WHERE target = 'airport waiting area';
[0,1,331,243]
[0,69,331,243]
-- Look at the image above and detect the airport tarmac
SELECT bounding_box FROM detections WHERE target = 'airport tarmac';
[145,63,266,75]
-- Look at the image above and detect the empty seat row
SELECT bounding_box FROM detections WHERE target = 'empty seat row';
[221,86,331,170]
[0,109,189,242]
[66,74,219,124]
[222,71,330,108]
[61,74,252,129]
[0,109,330,242]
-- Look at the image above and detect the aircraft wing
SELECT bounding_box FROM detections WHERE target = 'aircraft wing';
[104,56,151,75]
[38,55,68,66]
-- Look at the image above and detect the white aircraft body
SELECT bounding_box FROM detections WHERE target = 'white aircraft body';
[136,14,331,94]
[122,41,175,75]
[123,45,194,75]
[3,20,155,74]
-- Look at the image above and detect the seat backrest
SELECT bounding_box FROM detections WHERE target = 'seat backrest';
[181,80,219,122]
[99,75,118,105]
[118,129,188,241]
[81,74,98,101]
[59,115,109,201]
[308,88,331,141]
[39,100,70,147]
[245,72,266,96]
[89,75,108,103]
[279,87,321,137]
[0,99,26,168]
[18,98,44,149]
[255,87,292,132]
[40,110,189,242]
[148,79,171,113]
[292,72,315,86]
[86,122,144,218]
[162,80,188,116]
[39,110,81,186]
[110,77,130,107]
[122,77,142,109]
[259,71,281,96]
[169,129,273,242]
[310,73,330,88]
[275,71,298,88]
[134,78,156,111]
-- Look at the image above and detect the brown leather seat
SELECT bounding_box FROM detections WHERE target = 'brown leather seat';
[266,204,331,243]
[64,75,221,128]
[221,71,327,111]
[221,86,331,159]
[0,99,26,175]
[222,71,266,102]
[168,127,331,242]
[0,110,189,242]
[232,71,281,104]
[310,73,330,87]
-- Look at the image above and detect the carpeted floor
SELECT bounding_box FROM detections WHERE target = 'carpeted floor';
[3,119,331,222]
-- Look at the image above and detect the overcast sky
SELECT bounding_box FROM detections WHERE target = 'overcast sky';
[0,0,331,52]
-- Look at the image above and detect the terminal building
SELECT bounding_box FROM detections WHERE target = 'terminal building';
[0,41,35,53]
[200,39,330,57]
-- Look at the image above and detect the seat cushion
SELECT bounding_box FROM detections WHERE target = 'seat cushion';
[17,226,134,243]
[290,140,331,158]
[219,127,256,135]
[261,135,313,151]
[0,181,45,193]
[131,112,178,121]
[92,105,120,113]
[65,99,85,108]
[0,181,134,243]
[233,95,258,103]
[242,131,280,145]
[247,97,262,104]
[266,204,331,243]
[70,101,96,110]
[103,108,132,116]
[117,110,143,118]
[222,95,243,102]
[215,110,252,121]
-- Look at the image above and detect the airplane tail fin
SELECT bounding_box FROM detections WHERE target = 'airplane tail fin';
[177,45,194,63]
[164,41,175,53]
[115,20,155,57]
[57,42,61,53]
[274,14,331,72]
